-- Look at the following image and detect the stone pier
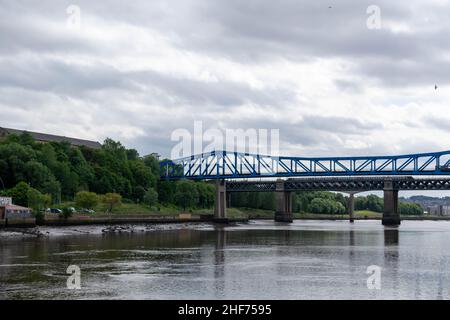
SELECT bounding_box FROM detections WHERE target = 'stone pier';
[382,179,400,226]
[347,192,356,223]
[275,179,293,223]
[214,179,227,221]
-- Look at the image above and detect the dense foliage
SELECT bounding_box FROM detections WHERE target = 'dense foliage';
[0,133,214,212]
[231,191,423,215]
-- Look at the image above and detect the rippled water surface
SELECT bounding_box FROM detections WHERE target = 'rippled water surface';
[1,220,450,299]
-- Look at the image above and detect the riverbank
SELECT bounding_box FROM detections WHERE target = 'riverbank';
[0,222,218,238]
[2,207,449,229]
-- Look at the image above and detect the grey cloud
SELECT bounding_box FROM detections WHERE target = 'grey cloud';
[334,79,363,93]
[0,0,449,160]
[423,116,450,132]
[0,56,295,108]
[2,0,449,88]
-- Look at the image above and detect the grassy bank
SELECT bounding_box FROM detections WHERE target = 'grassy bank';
[52,201,250,219]
[52,203,436,221]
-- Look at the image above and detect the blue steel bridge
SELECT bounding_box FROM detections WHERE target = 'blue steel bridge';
[160,150,450,180]
[160,150,450,225]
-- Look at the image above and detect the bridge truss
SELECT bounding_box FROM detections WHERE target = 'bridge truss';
[226,177,450,192]
[161,150,450,180]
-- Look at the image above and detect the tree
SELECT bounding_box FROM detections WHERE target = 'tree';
[75,191,99,209]
[27,187,51,222]
[102,193,122,213]
[174,180,199,211]
[133,185,146,203]
[399,202,423,215]
[309,197,345,214]
[143,188,158,207]
[158,180,176,204]
[5,182,30,206]
[60,206,74,220]
[196,182,215,208]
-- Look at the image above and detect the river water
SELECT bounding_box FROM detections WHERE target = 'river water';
[1,220,450,300]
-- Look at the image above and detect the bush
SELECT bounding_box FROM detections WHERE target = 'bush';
[309,198,345,214]
[27,187,51,212]
[60,206,74,220]
[143,188,158,207]
[399,202,423,215]
[174,180,199,211]
[133,186,146,203]
[102,193,122,213]
[75,191,99,209]
[5,182,30,207]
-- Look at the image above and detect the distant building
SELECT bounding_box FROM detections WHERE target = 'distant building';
[150,153,161,160]
[426,205,450,216]
[0,197,32,219]
[0,197,12,206]
[0,127,102,149]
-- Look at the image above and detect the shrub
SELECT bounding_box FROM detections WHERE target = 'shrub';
[102,193,122,213]
[75,191,99,209]
[143,188,158,207]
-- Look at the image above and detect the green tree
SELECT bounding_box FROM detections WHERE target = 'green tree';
[75,191,99,209]
[5,182,30,206]
[133,185,146,203]
[102,193,122,213]
[399,202,423,215]
[158,180,176,204]
[60,206,74,220]
[174,180,199,211]
[196,182,215,208]
[143,188,158,207]
[27,187,51,222]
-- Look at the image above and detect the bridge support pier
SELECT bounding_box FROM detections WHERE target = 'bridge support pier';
[275,179,293,223]
[382,179,400,226]
[214,180,227,221]
[347,192,356,223]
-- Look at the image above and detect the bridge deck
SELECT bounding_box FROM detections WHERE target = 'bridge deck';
[225,177,450,192]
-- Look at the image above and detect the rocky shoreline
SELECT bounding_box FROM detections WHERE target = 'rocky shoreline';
[0,222,219,239]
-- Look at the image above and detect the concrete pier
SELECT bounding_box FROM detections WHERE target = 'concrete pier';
[347,192,356,223]
[275,179,293,222]
[214,179,228,222]
[382,179,400,226]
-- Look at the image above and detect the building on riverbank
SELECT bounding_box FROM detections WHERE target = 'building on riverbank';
[0,197,32,219]
[0,197,35,227]
[0,127,102,149]
[426,205,450,216]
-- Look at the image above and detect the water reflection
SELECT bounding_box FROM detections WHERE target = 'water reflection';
[383,228,399,297]
[214,228,226,297]
[384,229,399,246]
[1,220,450,299]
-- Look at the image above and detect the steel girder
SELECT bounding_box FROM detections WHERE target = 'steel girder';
[161,150,450,180]
[225,177,450,192]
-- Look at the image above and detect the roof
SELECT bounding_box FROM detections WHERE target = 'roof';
[3,204,31,211]
[0,127,102,149]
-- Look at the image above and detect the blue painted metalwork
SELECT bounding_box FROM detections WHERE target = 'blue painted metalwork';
[160,150,450,180]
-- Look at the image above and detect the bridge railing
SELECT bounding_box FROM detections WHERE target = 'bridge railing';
[160,150,450,180]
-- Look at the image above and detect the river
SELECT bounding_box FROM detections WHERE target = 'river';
[1,220,450,300]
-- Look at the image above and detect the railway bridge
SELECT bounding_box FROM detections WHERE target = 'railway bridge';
[161,150,450,225]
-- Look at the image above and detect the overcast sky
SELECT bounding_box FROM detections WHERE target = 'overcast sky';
[1,0,450,171]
